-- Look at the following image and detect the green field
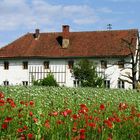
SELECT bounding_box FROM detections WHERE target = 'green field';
[1,86,140,140]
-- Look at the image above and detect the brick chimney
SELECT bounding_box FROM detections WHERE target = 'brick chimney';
[34,29,40,39]
[62,25,69,48]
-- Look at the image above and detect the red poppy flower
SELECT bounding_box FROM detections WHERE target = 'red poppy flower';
[80,104,87,108]
[80,128,86,133]
[98,127,102,133]
[20,134,26,140]
[4,117,13,123]
[17,128,23,133]
[10,102,16,108]
[108,117,115,122]
[62,109,72,117]
[44,120,50,128]
[80,133,86,139]
[0,92,4,98]
[6,98,14,103]
[29,101,34,106]
[27,133,34,139]
[66,109,72,114]
[80,128,86,140]
[61,111,68,117]
[33,118,38,123]
[49,111,58,117]
[137,113,140,118]
[23,125,28,130]
[88,122,96,128]
[25,102,29,106]
[107,137,112,140]
[56,120,64,125]
[72,122,77,132]
[72,127,77,132]
[131,106,136,115]
[104,120,113,129]
[6,98,16,108]
[1,123,8,129]
[100,104,105,111]
[29,111,33,117]
[0,99,5,106]
[94,117,100,122]
[79,104,88,113]
[115,117,121,123]
[71,114,79,120]
[20,100,25,105]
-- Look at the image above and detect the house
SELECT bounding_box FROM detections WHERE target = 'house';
[0,25,139,88]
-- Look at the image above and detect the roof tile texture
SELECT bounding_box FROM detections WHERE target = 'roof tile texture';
[0,29,138,58]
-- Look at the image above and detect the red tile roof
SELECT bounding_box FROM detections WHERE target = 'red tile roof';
[0,29,138,59]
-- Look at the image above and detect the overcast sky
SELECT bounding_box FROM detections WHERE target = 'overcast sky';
[0,0,140,47]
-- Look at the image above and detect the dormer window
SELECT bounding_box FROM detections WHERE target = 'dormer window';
[68,60,74,69]
[23,62,28,69]
[44,61,49,69]
[56,36,63,46]
[101,60,107,69]
[4,61,9,70]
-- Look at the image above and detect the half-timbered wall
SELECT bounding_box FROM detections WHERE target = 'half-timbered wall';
[0,57,137,89]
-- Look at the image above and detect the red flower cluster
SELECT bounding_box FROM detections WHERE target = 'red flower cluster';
[7,98,16,108]
[100,104,105,111]
[1,90,140,140]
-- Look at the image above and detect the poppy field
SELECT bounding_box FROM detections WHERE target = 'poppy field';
[0,86,140,140]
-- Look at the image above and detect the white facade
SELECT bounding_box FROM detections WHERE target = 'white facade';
[0,56,137,89]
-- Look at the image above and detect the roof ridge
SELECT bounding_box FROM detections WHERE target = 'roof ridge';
[31,29,138,34]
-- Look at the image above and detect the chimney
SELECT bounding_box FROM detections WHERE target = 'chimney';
[62,25,69,48]
[34,29,40,39]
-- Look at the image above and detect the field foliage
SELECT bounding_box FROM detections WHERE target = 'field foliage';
[0,86,140,140]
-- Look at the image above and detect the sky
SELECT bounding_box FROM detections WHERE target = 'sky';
[0,0,140,47]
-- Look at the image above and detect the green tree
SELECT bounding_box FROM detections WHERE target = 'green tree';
[73,59,103,87]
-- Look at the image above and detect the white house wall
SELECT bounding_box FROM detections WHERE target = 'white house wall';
[93,57,133,89]
[0,57,135,89]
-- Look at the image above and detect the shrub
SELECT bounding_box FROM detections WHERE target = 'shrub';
[33,73,59,87]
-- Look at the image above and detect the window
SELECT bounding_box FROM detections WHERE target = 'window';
[68,60,74,69]
[104,80,110,88]
[44,61,49,69]
[22,81,28,86]
[118,80,125,89]
[23,62,28,69]
[4,61,9,70]
[101,60,107,69]
[118,60,124,68]
[73,80,80,87]
[3,81,9,86]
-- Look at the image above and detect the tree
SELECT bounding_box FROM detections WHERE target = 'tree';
[119,37,140,89]
[73,59,103,87]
